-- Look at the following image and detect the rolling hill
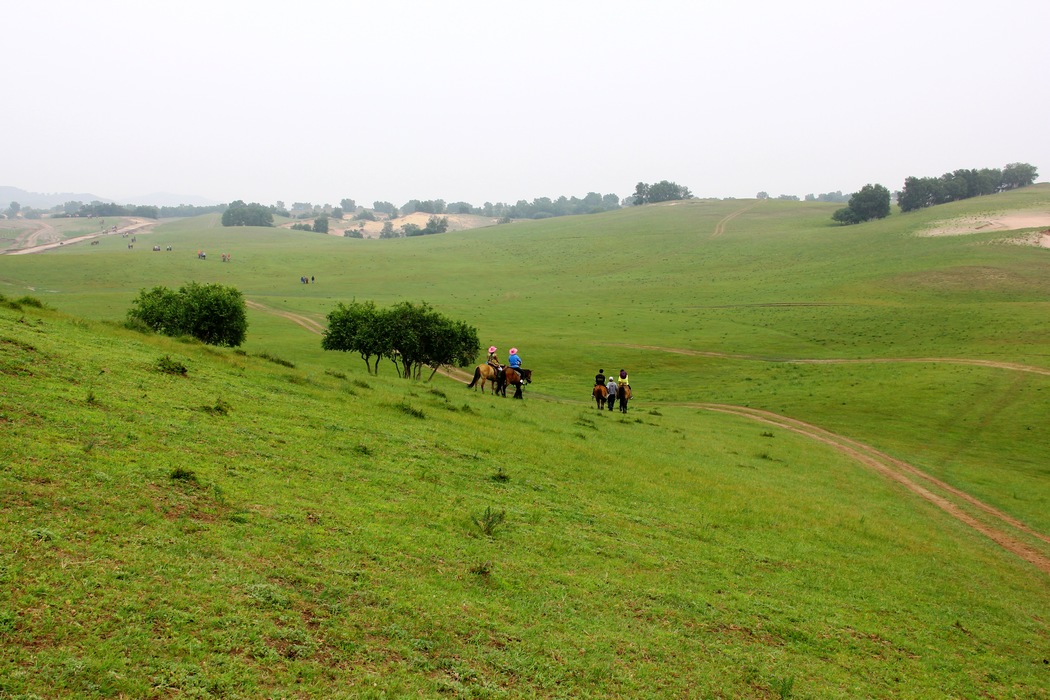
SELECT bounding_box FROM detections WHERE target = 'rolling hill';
[1,186,1049,697]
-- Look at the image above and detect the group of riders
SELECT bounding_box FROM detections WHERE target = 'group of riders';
[481,347,633,410]
[486,346,525,376]
[594,368,632,412]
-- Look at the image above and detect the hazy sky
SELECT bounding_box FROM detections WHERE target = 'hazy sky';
[5,0,1048,207]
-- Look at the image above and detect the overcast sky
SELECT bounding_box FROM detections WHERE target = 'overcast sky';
[4,0,1048,207]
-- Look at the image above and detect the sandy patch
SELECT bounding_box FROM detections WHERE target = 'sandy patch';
[281,212,499,239]
[922,211,1050,237]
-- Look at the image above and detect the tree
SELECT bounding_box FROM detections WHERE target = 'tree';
[380,221,396,238]
[127,282,248,347]
[1001,162,1038,190]
[331,207,343,220]
[314,217,329,234]
[832,184,890,225]
[340,198,356,212]
[401,223,422,237]
[422,216,449,235]
[372,201,397,216]
[6,201,20,217]
[756,192,769,200]
[632,181,691,205]
[322,300,479,379]
[322,300,384,373]
[222,200,274,227]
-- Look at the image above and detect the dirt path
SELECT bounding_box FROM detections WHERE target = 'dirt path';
[711,202,760,238]
[245,300,326,334]
[611,343,1050,377]
[690,403,1050,575]
[2,218,158,255]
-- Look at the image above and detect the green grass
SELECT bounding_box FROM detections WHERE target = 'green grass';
[1,186,1049,697]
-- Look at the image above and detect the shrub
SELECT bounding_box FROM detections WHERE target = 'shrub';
[155,355,188,375]
[255,351,295,368]
[126,282,248,347]
[170,467,198,483]
[15,296,45,309]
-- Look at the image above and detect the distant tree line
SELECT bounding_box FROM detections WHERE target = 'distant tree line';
[44,201,161,219]
[632,181,692,205]
[805,191,850,203]
[322,299,479,380]
[221,200,275,227]
[396,192,623,220]
[832,162,1039,225]
[897,163,1038,212]
[126,282,248,347]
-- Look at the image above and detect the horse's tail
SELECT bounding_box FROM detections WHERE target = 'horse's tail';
[467,366,481,388]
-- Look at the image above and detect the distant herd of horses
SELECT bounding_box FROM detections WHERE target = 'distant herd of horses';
[467,364,533,399]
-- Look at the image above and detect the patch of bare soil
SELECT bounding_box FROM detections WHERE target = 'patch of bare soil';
[281,213,500,239]
[1,218,157,255]
[921,211,1050,246]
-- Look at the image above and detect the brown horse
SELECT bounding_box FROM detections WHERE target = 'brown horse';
[467,364,504,394]
[500,367,532,399]
[618,385,632,413]
[593,384,608,409]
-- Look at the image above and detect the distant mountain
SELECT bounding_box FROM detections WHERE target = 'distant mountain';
[0,186,111,210]
[0,186,221,210]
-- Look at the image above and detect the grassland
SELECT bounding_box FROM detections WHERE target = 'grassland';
[1,186,1049,698]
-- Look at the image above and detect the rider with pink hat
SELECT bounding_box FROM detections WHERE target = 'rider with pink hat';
[507,347,522,371]
[486,346,500,368]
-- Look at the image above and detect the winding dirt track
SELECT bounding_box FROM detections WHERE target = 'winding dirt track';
[693,404,1050,575]
[611,343,1050,377]
[711,202,761,238]
[248,301,1050,574]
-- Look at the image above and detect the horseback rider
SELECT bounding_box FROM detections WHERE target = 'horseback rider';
[507,348,528,382]
[595,368,606,386]
[486,346,501,369]
[617,369,630,391]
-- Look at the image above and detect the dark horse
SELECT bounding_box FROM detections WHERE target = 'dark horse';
[499,367,532,399]
[467,364,504,394]
[592,383,608,409]
[618,385,632,413]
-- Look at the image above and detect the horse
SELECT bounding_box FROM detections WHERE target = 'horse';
[618,385,632,413]
[500,367,532,399]
[467,364,504,394]
[592,384,608,409]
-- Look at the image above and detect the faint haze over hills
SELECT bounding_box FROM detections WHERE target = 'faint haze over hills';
[0,186,218,210]
[0,186,111,210]
[2,2,1048,208]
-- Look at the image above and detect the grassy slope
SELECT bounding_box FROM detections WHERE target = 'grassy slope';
[1,188,1049,697]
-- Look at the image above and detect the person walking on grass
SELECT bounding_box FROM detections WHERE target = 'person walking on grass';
[606,375,618,411]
